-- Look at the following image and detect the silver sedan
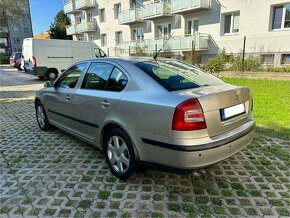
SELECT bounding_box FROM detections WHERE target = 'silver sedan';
[35,57,255,180]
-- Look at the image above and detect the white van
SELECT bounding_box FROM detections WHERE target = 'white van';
[21,38,106,80]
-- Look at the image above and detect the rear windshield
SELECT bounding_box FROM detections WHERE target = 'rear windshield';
[135,60,224,91]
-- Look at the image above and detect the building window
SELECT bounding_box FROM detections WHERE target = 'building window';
[261,54,274,65]
[132,28,144,41]
[281,54,290,65]
[186,19,199,35]
[12,27,19,33]
[101,34,107,46]
[156,23,171,39]
[100,8,106,22]
[89,35,94,41]
[115,31,122,46]
[272,4,290,29]
[14,38,20,44]
[24,28,29,33]
[114,3,121,19]
[76,16,82,24]
[224,12,240,34]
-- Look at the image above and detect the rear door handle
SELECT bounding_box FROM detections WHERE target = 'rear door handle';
[101,100,111,107]
[65,95,72,101]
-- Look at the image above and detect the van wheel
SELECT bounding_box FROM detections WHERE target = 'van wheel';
[104,128,136,180]
[46,70,58,81]
[37,76,45,80]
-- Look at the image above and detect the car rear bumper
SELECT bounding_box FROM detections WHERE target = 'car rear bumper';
[137,119,255,169]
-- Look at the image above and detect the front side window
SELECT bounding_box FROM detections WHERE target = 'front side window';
[272,4,290,29]
[135,60,224,91]
[56,63,86,88]
[82,63,127,91]
[224,12,240,34]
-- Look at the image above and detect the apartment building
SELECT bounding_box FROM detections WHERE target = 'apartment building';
[64,0,290,65]
[0,0,33,54]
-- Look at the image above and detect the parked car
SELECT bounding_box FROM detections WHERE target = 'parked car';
[21,38,106,80]
[35,57,255,180]
[10,52,22,70]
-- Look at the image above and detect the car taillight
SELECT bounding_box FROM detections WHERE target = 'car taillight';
[32,56,37,68]
[10,57,16,63]
[21,54,24,59]
[172,98,207,131]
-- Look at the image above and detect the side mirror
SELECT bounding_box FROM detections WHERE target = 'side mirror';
[44,81,54,88]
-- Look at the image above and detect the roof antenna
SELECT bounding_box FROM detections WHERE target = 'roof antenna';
[153,32,174,62]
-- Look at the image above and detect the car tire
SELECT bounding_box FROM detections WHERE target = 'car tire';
[104,128,136,180]
[35,102,50,131]
[37,76,45,80]
[16,63,22,71]
[46,70,58,81]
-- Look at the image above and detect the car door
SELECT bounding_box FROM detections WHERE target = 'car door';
[72,62,128,141]
[44,62,87,131]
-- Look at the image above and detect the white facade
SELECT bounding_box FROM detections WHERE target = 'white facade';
[63,0,290,65]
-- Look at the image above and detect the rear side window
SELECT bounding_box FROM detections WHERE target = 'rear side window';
[135,61,224,91]
[82,63,113,90]
[82,62,128,91]
[107,67,128,91]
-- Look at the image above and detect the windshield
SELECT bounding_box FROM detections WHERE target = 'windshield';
[135,60,224,91]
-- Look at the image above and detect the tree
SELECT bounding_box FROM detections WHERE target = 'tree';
[0,0,26,27]
[49,10,72,40]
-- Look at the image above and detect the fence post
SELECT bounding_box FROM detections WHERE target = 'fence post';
[155,43,158,54]
[242,36,246,72]
[107,48,110,57]
[129,46,131,56]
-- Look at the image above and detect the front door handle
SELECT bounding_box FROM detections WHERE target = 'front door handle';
[101,100,111,107]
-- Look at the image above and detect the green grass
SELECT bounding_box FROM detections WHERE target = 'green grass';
[223,78,290,140]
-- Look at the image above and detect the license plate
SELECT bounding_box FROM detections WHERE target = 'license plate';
[220,103,245,121]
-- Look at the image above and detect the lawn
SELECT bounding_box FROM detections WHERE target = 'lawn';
[222,78,290,140]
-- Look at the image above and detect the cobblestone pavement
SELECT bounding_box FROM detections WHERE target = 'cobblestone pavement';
[0,66,289,217]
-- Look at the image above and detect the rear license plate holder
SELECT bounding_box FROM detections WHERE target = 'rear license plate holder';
[220,103,246,121]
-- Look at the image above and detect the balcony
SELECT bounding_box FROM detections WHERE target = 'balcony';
[120,33,210,53]
[66,20,97,35]
[75,0,95,10]
[64,0,79,14]
[141,1,172,20]
[119,8,143,25]
[66,25,76,35]
[75,21,97,33]
[171,0,211,14]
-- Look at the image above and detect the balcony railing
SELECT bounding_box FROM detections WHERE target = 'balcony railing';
[171,0,211,14]
[64,0,79,14]
[119,8,143,25]
[141,0,172,20]
[66,25,76,35]
[75,0,95,10]
[66,20,97,35]
[120,34,210,53]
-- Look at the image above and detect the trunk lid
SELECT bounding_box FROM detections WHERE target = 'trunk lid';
[175,83,253,137]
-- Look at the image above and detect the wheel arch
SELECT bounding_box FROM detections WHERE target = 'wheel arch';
[100,122,140,160]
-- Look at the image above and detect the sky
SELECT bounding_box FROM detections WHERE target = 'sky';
[30,0,64,36]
